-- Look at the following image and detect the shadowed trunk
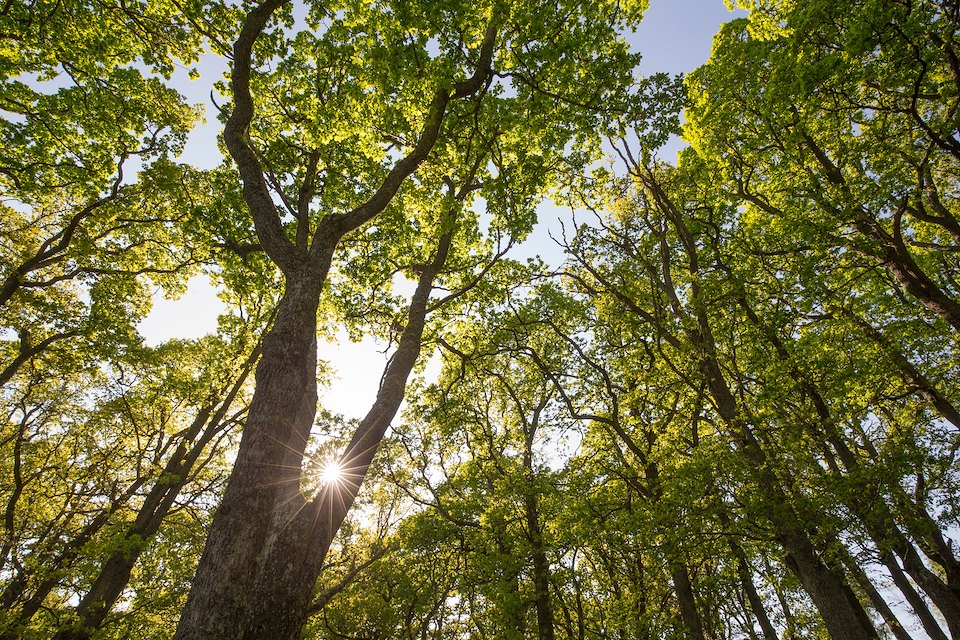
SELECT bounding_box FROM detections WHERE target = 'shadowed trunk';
[736,290,960,636]
[174,272,325,640]
[175,221,457,639]
[838,545,913,640]
[672,565,706,640]
[730,541,778,640]
[880,550,950,640]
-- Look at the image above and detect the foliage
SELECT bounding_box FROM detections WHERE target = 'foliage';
[3,1,960,639]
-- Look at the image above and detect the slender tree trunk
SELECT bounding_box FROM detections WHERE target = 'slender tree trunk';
[838,545,913,640]
[730,542,778,640]
[848,311,960,430]
[526,492,555,640]
[894,494,960,598]
[637,173,880,639]
[702,351,878,640]
[802,130,960,331]
[880,550,950,640]
[672,564,706,640]
[898,542,960,638]
[736,289,956,636]
[0,471,149,639]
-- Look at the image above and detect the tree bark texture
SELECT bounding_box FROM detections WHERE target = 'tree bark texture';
[175,226,456,639]
[174,273,324,640]
[672,565,707,640]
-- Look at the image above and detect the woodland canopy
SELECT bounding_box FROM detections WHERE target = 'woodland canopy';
[2,0,960,639]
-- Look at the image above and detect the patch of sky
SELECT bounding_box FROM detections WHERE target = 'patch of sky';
[628,0,748,162]
[138,275,226,346]
[170,50,230,170]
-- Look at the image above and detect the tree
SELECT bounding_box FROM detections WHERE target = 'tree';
[173,1,645,637]
[684,2,960,634]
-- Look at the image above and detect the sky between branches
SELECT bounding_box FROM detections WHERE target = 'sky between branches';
[138,0,747,418]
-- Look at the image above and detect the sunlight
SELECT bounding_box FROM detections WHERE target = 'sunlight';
[318,460,344,486]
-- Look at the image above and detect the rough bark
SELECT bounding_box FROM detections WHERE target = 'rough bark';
[173,271,324,640]
[175,223,457,639]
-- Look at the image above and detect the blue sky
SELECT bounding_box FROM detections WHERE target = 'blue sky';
[633,0,743,76]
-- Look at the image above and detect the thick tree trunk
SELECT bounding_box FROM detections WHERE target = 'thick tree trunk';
[775,518,878,640]
[174,273,324,640]
[170,0,490,633]
[176,218,453,639]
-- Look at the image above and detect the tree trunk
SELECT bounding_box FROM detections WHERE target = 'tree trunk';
[640,176,880,639]
[731,542,778,640]
[743,298,960,637]
[898,542,960,638]
[703,354,878,640]
[174,273,324,640]
[672,564,706,640]
[776,524,878,640]
[839,545,913,640]
[848,311,960,430]
[880,550,950,640]
[526,492,555,640]
[176,214,453,639]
